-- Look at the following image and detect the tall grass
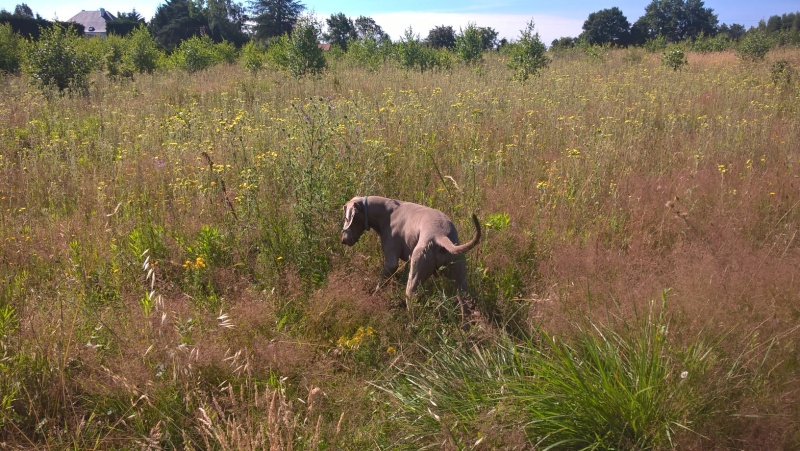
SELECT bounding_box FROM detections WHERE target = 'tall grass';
[379,295,783,449]
[0,48,799,448]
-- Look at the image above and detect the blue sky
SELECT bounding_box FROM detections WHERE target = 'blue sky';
[6,0,799,44]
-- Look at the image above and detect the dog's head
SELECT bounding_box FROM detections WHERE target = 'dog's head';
[341,197,367,246]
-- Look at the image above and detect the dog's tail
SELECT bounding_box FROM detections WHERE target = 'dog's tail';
[435,214,481,255]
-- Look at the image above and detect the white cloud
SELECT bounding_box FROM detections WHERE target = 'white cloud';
[369,12,583,44]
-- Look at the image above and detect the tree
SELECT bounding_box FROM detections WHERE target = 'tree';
[478,26,499,50]
[126,26,161,73]
[718,23,745,40]
[288,16,325,76]
[249,0,304,41]
[582,7,631,46]
[206,0,248,46]
[25,24,93,94]
[762,13,800,33]
[736,30,771,61]
[270,15,324,76]
[108,9,146,36]
[551,36,578,50]
[116,9,144,22]
[396,27,450,72]
[149,0,209,51]
[507,20,548,81]
[766,15,782,33]
[426,25,455,49]
[0,22,23,73]
[456,23,483,64]
[324,13,356,50]
[354,16,389,42]
[13,3,33,18]
[635,0,718,43]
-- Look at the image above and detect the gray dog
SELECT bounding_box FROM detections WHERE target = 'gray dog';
[341,196,481,325]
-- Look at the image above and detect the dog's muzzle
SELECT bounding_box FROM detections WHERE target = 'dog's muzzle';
[341,228,359,246]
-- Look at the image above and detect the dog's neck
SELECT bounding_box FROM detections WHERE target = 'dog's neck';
[362,196,384,234]
[363,196,370,231]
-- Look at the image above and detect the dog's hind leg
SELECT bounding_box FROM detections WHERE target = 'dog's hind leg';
[441,259,475,329]
[405,246,437,320]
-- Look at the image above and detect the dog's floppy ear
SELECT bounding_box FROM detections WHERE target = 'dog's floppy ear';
[343,204,356,230]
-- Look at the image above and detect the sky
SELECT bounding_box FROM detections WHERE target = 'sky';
[5,0,799,45]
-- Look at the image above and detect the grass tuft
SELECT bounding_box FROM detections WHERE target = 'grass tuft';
[379,294,781,449]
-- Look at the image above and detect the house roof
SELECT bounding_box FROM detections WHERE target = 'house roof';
[68,9,116,34]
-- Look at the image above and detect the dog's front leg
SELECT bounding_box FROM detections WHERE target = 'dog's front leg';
[372,251,400,295]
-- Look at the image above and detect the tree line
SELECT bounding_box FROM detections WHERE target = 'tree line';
[2,0,799,52]
[1,0,798,94]
[559,1,799,49]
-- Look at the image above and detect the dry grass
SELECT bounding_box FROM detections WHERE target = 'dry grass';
[1,48,799,448]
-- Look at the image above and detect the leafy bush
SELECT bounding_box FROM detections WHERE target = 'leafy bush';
[662,45,688,71]
[396,27,452,72]
[169,35,235,73]
[770,60,795,86]
[455,23,483,65]
[346,37,389,72]
[240,40,264,74]
[88,27,161,78]
[691,32,730,53]
[73,32,108,69]
[0,23,23,74]
[737,31,772,62]
[506,20,548,81]
[267,16,326,77]
[102,33,132,78]
[24,24,94,94]
[286,16,326,77]
[126,26,161,74]
[213,40,237,64]
[264,35,291,68]
[644,35,668,52]
[579,42,609,63]
[550,36,579,52]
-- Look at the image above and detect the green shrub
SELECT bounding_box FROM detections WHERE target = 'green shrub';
[644,35,668,53]
[346,37,388,72]
[213,40,237,64]
[103,33,132,78]
[286,16,326,77]
[770,60,795,86]
[240,40,264,74]
[0,23,23,74]
[662,45,688,71]
[737,31,772,61]
[265,35,291,68]
[691,32,730,53]
[396,27,452,72]
[73,32,108,69]
[126,26,160,74]
[169,35,236,73]
[506,20,548,81]
[455,23,483,65]
[267,16,326,77]
[24,24,94,94]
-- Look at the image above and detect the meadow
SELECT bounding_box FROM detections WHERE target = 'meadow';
[1,46,799,449]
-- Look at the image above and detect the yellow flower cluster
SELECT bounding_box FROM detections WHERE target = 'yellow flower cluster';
[337,326,375,350]
[183,256,206,270]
